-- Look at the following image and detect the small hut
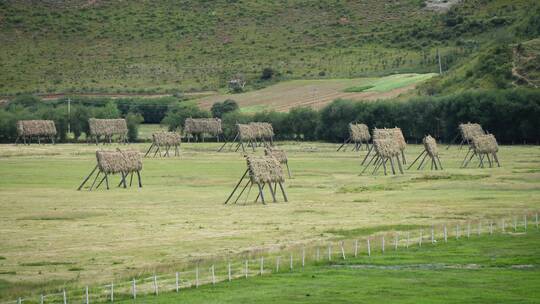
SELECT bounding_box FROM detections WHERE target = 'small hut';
[219,122,275,152]
[265,147,291,178]
[462,134,501,168]
[337,123,371,152]
[144,131,181,157]
[184,118,223,142]
[77,149,143,191]
[88,118,128,144]
[408,135,443,170]
[224,155,288,204]
[15,120,57,145]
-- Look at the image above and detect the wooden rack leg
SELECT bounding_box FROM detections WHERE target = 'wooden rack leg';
[89,171,101,191]
[137,171,142,188]
[492,153,500,167]
[417,152,429,170]
[462,151,476,168]
[285,162,292,178]
[224,169,248,204]
[361,155,378,174]
[396,156,404,174]
[144,143,155,157]
[278,182,288,202]
[77,165,98,190]
[389,157,396,175]
[486,154,493,168]
[257,183,266,205]
[407,150,426,170]
[381,158,388,175]
[360,145,373,165]
[268,183,277,202]
[401,150,407,165]
[337,138,350,152]
[129,172,134,187]
[234,180,252,204]
[436,156,443,170]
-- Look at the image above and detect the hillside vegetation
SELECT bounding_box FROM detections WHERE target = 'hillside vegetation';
[0,0,537,95]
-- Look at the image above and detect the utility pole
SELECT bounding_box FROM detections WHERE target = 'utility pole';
[67,97,71,135]
[437,49,443,75]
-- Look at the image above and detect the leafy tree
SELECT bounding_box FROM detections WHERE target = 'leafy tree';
[211,99,239,118]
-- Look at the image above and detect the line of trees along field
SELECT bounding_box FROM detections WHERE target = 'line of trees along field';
[0,88,539,144]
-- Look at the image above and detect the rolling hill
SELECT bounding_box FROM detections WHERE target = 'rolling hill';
[0,0,537,95]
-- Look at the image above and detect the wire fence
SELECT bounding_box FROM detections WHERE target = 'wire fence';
[3,211,538,304]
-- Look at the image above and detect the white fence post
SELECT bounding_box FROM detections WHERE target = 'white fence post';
[153,275,158,295]
[367,239,371,256]
[444,225,447,243]
[302,247,305,267]
[456,224,460,239]
[341,242,346,260]
[276,256,280,272]
[290,253,293,271]
[431,226,435,244]
[467,222,471,239]
[536,213,538,230]
[196,265,200,287]
[382,236,385,254]
[524,215,527,231]
[244,260,248,279]
[63,289,67,304]
[175,272,179,292]
[490,221,493,235]
[478,221,481,236]
[328,244,332,261]
[419,230,423,247]
[111,282,114,302]
[86,286,89,304]
[41,294,45,304]
[260,257,264,276]
[211,265,216,284]
[228,263,232,281]
[133,279,137,299]
[406,231,410,249]
[354,240,358,257]
[394,233,399,251]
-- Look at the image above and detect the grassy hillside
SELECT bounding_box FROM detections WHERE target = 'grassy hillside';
[0,0,536,95]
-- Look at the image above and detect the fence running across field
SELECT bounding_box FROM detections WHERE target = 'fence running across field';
[3,211,539,304]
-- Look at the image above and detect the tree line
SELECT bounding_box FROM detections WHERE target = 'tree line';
[0,88,539,144]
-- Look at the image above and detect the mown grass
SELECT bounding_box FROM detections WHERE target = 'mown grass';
[0,142,539,299]
[114,232,540,304]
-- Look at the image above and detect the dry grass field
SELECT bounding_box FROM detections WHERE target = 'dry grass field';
[196,74,436,112]
[0,141,539,298]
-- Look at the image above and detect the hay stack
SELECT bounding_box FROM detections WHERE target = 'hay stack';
[459,123,484,141]
[96,150,142,174]
[246,155,284,184]
[471,134,498,154]
[373,139,400,158]
[17,120,57,136]
[89,118,128,137]
[250,122,274,139]
[423,135,439,157]
[184,118,222,136]
[237,123,256,141]
[349,123,371,142]
[264,147,287,164]
[391,128,406,151]
[152,131,181,146]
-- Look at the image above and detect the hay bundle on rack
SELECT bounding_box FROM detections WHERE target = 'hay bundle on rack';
[391,128,406,151]
[423,135,439,157]
[408,135,443,170]
[246,155,284,184]
[373,139,400,158]
[152,132,181,146]
[250,122,274,139]
[471,134,498,154]
[265,147,291,178]
[89,118,128,137]
[17,120,57,137]
[237,124,256,141]
[79,149,143,191]
[349,123,371,142]
[184,118,222,136]
[96,150,142,174]
[459,123,484,142]
[462,134,500,168]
